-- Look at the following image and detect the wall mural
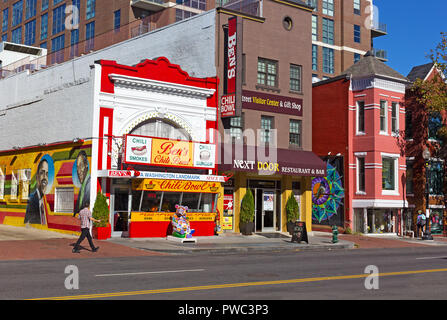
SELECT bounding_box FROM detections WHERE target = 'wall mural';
[311,157,345,227]
[0,143,92,234]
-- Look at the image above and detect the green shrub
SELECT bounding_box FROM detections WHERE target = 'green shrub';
[92,192,109,227]
[240,189,255,223]
[286,192,300,222]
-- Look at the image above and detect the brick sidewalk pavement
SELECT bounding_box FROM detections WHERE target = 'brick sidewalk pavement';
[0,239,167,261]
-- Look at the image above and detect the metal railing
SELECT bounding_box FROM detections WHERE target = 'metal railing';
[373,48,388,60]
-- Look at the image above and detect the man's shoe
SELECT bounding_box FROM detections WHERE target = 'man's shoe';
[72,248,80,253]
[92,247,99,252]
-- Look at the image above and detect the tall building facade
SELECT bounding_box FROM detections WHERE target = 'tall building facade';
[308,0,387,82]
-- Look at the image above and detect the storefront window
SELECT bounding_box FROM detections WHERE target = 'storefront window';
[140,191,162,212]
[132,190,142,211]
[181,192,200,211]
[199,193,215,213]
[430,210,444,235]
[161,192,182,212]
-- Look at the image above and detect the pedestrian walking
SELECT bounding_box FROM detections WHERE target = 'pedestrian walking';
[72,204,100,253]
[416,210,426,238]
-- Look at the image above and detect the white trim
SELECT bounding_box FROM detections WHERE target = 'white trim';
[352,199,408,208]
[312,41,367,55]
[91,63,102,209]
[381,155,399,195]
[354,152,367,157]
[381,152,400,158]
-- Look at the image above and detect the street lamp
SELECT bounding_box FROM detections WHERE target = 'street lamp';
[422,147,433,240]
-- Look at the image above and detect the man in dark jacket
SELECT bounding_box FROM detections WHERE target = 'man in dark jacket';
[24,159,49,225]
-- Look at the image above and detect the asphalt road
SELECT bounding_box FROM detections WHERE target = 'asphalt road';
[2,246,447,301]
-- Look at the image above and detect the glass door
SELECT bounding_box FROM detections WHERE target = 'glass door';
[111,186,131,237]
[262,190,275,232]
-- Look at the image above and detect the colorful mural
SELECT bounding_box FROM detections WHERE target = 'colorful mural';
[0,142,92,234]
[312,157,345,227]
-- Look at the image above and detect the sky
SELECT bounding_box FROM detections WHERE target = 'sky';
[373,0,447,77]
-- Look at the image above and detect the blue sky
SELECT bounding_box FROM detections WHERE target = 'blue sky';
[373,0,447,77]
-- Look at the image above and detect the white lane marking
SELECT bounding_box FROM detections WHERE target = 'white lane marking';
[95,269,205,277]
[416,256,447,260]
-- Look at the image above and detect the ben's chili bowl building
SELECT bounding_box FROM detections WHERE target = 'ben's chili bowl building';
[94,57,223,238]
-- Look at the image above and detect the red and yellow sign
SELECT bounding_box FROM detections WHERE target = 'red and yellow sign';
[132,179,221,193]
[151,139,193,167]
[131,211,216,222]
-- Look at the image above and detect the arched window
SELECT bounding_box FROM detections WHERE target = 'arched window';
[130,118,190,141]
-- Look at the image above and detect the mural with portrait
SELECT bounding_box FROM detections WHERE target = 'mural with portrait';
[0,142,92,234]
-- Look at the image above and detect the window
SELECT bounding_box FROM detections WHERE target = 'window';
[175,9,197,22]
[229,115,244,141]
[322,18,334,44]
[177,0,206,10]
[51,33,64,63]
[289,119,302,147]
[428,112,442,140]
[130,118,191,140]
[1,33,6,42]
[354,53,361,63]
[382,157,397,192]
[85,21,95,51]
[290,64,302,92]
[40,41,46,48]
[54,0,63,4]
[86,0,95,20]
[52,4,65,35]
[354,0,361,15]
[114,10,120,31]
[55,188,74,213]
[354,24,361,43]
[25,0,36,20]
[406,160,413,194]
[322,47,334,74]
[307,0,317,11]
[257,58,278,87]
[380,100,387,132]
[357,157,365,193]
[405,109,413,139]
[391,102,399,134]
[12,0,23,27]
[322,0,334,16]
[24,19,35,45]
[311,15,318,41]
[2,8,8,32]
[11,26,22,43]
[357,101,365,133]
[42,0,48,11]
[260,116,274,143]
[40,13,47,40]
[312,45,318,71]
[428,161,443,195]
[0,167,5,200]
[70,28,78,57]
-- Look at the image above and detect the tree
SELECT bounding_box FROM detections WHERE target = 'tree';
[92,192,109,227]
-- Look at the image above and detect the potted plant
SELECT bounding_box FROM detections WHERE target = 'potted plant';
[239,189,255,235]
[92,191,111,240]
[286,192,300,234]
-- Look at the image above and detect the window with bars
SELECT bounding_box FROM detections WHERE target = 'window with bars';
[312,15,318,41]
[24,19,35,45]
[12,0,23,27]
[354,24,361,43]
[40,13,47,40]
[322,0,334,16]
[86,0,95,20]
[322,47,334,74]
[257,58,278,87]
[261,116,274,143]
[289,119,302,147]
[312,45,318,71]
[322,18,334,44]
[354,0,361,15]
[290,64,302,92]
[52,3,65,35]
[2,8,8,32]
[55,188,75,213]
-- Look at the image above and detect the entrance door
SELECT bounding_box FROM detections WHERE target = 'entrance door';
[111,186,131,237]
[262,190,275,232]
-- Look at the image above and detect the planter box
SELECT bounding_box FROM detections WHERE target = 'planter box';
[239,222,254,235]
[93,224,111,240]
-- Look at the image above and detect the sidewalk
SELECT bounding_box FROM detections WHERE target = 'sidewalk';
[1,224,447,261]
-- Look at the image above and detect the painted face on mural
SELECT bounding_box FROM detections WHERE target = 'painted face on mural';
[37,160,49,195]
[76,152,88,183]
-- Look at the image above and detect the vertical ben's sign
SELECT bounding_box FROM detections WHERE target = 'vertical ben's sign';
[221,16,238,118]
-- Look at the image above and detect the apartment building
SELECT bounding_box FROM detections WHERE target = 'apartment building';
[308,0,387,82]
